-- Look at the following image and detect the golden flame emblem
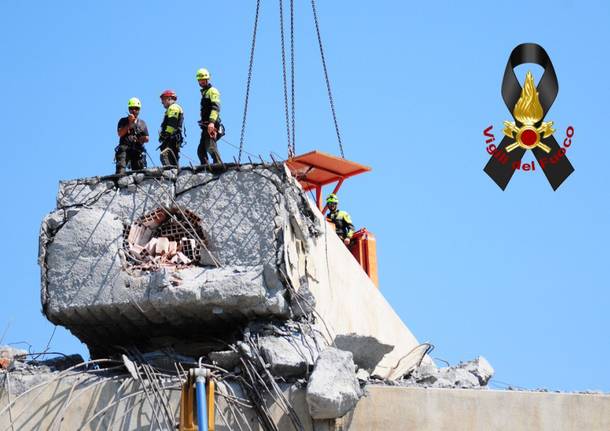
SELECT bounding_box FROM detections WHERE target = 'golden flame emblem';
[503,71,554,153]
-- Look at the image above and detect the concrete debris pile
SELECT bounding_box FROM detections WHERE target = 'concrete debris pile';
[0,349,85,396]
[200,321,366,420]
[398,356,495,389]
[35,163,443,423]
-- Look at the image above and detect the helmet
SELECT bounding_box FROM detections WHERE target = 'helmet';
[127,97,141,109]
[326,193,339,204]
[160,89,177,99]
[196,68,211,80]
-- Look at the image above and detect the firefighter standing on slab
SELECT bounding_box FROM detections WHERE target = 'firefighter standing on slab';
[326,194,354,245]
[158,90,184,167]
[115,98,149,175]
[196,68,223,165]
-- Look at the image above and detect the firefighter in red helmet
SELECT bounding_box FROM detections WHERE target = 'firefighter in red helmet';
[158,90,184,167]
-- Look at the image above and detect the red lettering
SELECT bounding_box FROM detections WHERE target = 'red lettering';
[566,126,574,138]
[486,144,497,154]
[483,125,494,138]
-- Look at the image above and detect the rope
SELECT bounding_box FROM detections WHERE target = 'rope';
[310,0,345,158]
[279,0,293,157]
[239,0,262,163]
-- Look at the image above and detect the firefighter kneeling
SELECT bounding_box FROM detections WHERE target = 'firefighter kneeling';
[326,193,354,245]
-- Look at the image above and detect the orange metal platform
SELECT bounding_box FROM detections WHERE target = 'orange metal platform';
[286,150,371,211]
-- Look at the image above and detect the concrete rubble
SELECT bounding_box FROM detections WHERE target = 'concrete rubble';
[398,356,495,389]
[38,164,425,373]
[31,163,496,426]
[306,348,362,419]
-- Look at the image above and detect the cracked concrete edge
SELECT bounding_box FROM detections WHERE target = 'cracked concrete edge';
[40,165,322,329]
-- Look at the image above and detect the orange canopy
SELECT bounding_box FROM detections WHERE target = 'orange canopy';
[285,150,371,209]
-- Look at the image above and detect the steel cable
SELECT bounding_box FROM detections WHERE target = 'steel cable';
[310,0,345,158]
[239,0,262,163]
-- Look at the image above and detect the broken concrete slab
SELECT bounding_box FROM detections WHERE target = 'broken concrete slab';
[306,348,362,419]
[334,333,394,372]
[40,167,300,356]
[259,335,318,378]
[40,165,426,368]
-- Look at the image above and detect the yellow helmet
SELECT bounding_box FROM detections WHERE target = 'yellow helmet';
[196,68,211,81]
[127,97,142,109]
[326,193,339,204]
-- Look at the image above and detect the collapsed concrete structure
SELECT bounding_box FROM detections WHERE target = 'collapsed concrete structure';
[38,164,426,377]
[1,163,608,430]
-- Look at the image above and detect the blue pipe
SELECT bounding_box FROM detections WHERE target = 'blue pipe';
[195,377,208,431]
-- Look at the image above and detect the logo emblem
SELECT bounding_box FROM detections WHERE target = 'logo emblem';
[484,43,574,190]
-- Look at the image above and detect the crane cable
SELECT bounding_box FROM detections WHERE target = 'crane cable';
[238,0,262,163]
[289,0,296,156]
[310,0,345,158]
[279,0,292,157]
[240,0,345,160]
[279,0,297,158]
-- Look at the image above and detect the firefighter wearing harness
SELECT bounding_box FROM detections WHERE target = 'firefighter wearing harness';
[326,193,354,245]
[115,97,149,175]
[158,89,184,167]
[196,68,223,165]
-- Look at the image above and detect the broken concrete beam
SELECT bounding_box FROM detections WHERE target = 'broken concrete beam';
[40,167,312,356]
[306,348,362,419]
[40,164,426,369]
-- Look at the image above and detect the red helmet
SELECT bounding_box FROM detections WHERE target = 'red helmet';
[160,89,177,99]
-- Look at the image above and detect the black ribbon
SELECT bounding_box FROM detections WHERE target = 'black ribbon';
[484,43,574,190]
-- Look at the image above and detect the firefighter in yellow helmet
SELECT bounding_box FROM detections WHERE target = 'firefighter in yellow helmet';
[196,68,223,165]
[326,194,354,245]
[115,97,149,175]
[158,90,184,167]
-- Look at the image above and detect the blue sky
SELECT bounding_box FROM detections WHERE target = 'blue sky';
[1,0,609,391]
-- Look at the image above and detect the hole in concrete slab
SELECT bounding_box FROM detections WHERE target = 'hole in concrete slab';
[123,206,206,270]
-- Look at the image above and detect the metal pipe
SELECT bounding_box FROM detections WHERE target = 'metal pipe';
[193,368,210,431]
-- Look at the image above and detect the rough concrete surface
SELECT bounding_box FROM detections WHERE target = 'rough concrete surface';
[39,164,427,374]
[306,348,362,419]
[458,355,494,385]
[259,334,318,378]
[402,357,494,389]
[40,166,317,356]
[334,333,394,372]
